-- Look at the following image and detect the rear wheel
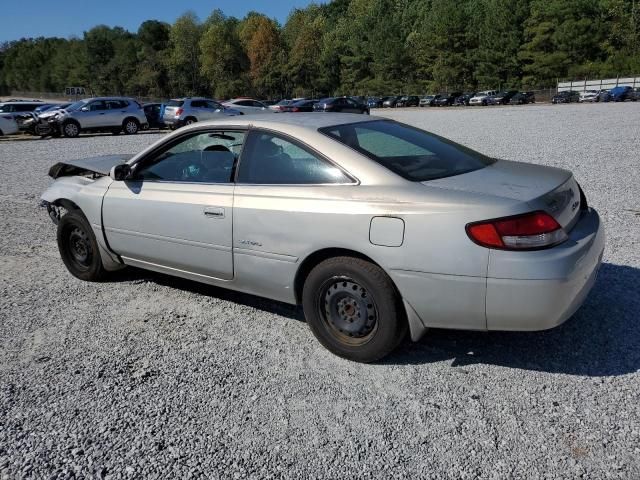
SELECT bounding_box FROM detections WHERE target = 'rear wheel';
[62,121,80,138]
[184,117,197,126]
[57,211,107,281]
[302,256,407,363]
[123,118,139,135]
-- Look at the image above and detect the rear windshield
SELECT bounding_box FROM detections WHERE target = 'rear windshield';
[167,100,184,107]
[319,120,495,182]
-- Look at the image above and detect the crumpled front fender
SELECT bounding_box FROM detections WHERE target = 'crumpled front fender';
[41,176,124,271]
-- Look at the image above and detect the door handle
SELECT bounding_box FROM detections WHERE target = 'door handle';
[203,207,225,219]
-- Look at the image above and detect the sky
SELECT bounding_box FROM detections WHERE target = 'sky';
[0,0,322,42]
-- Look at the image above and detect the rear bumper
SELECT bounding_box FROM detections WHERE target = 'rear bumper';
[486,208,605,330]
[392,208,604,340]
[163,118,185,129]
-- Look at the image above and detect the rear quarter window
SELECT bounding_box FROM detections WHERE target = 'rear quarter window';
[320,120,495,182]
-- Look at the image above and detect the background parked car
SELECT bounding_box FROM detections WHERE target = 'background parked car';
[510,91,536,104]
[282,99,318,112]
[382,96,401,108]
[223,98,272,114]
[54,97,148,138]
[396,95,420,107]
[469,90,497,106]
[313,97,370,114]
[608,86,635,102]
[367,97,383,108]
[454,92,475,106]
[420,94,441,107]
[163,98,241,129]
[633,88,640,101]
[596,90,611,102]
[486,90,519,105]
[579,90,599,102]
[143,103,166,129]
[552,91,580,104]
[22,103,73,135]
[434,92,462,106]
[0,114,19,136]
[269,99,293,112]
[0,101,45,130]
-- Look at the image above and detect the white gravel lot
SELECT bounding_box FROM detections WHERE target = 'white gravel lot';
[1,104,639,479]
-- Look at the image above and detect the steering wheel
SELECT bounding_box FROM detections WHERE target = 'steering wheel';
[176,157,208,181]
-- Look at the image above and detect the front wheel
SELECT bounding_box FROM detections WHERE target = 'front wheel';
[57,211,107,281]
[302,257,407,363]
[62,121,80,138]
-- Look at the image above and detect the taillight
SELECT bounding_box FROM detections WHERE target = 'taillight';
[175,108,183,117]
[466,211,568,250]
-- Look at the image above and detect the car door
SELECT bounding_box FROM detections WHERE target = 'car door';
[344,98,361,113]
[76,100,108,128]
[188,100,208,121]
[105,100,127,127]
[102,129,247,280]
[202,100,226,120]
[232,129,356,301]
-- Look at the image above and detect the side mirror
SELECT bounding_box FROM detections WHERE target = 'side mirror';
[110,164,132,181]
[81,106,90,112]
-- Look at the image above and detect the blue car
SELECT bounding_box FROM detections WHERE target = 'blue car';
[608,86,635,102]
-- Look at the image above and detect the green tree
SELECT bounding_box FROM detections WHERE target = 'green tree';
[168,12,204,96]
[200,10,248,98]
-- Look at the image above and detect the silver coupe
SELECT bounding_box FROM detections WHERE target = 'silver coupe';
[41,114,605,362]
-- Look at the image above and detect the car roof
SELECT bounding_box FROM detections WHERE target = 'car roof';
[184,112,378,131]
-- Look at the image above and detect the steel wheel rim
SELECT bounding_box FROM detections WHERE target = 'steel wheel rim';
[65,124,78,136]
[125,121,137,133]
[67,226,92,269]
[318,277,378,346]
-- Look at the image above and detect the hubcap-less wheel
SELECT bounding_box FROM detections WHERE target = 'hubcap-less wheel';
[66,226,93,270]
[125,120,138,134]
[320,278,378,346]
[64,123,79,137]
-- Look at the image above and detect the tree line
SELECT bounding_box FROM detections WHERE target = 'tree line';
[1,0,638,99]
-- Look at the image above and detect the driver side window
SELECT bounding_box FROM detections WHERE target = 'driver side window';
[135,130,246,183]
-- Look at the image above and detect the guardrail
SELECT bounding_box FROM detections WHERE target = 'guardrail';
[558,76,640,93]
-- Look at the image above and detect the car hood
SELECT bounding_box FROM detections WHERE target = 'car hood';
[48,154,134,179]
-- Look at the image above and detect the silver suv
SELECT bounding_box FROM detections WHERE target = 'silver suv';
[163,98,242,129]
[56,97,148,137]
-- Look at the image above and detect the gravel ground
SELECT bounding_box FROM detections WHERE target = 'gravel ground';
[1,104,639,479]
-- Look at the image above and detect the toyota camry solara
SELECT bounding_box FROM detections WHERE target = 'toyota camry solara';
[41,114,605,362]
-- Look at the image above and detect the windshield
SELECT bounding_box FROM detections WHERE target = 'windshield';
[65,101,86,112]
[320,120,495,182]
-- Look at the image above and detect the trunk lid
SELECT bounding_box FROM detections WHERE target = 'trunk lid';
[424,159,582,229]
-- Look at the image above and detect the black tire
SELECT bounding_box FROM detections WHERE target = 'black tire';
[302,256,407,363]
[57,211,107,281]
[184,117,197,126]
[62,121,80,138]
[123,118,139,135]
